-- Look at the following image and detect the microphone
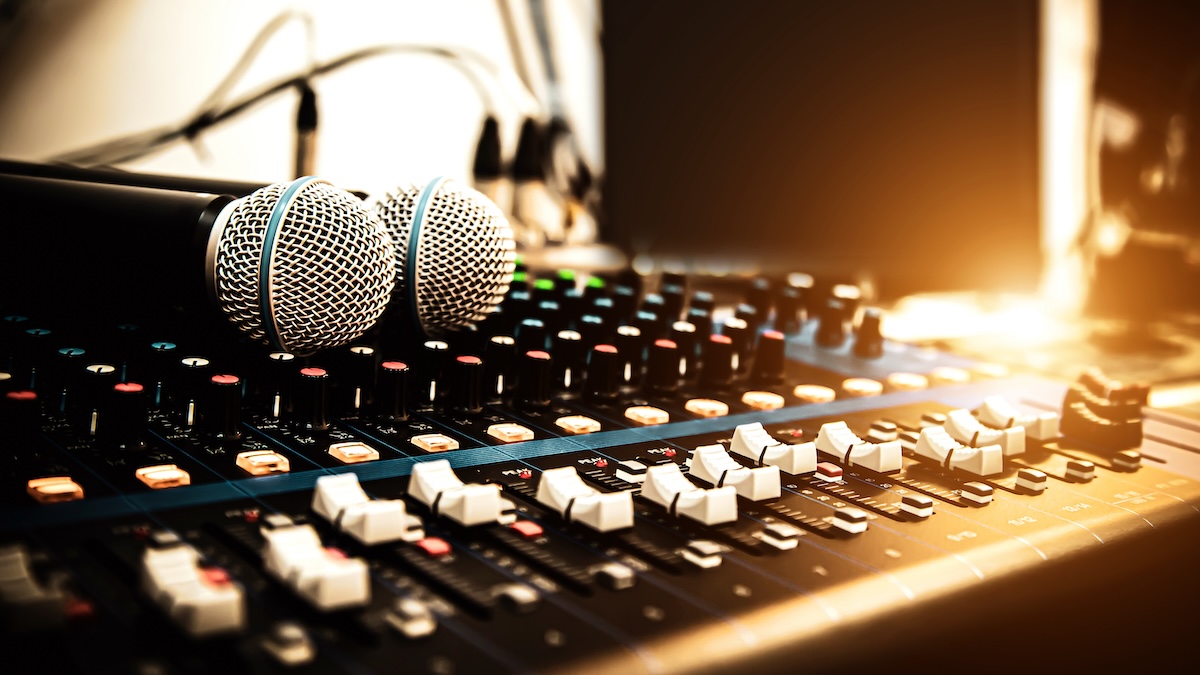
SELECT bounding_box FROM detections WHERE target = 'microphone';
[0,161,517,339]
[373,176,517,336]
[0,174,396,355]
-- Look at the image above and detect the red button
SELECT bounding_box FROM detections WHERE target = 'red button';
[816,461,843,478]
[510,520,544,539]
[64,598,95,621]
[416,537,452,557]
[202,567,231,586]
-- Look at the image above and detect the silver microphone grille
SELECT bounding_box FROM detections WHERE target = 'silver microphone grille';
[210,178,396,354]
[373,177,516,335]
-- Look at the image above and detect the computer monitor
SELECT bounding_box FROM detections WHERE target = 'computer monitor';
[601,1,1040,300]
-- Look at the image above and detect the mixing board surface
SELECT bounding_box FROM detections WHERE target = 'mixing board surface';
[3,273,1198,674]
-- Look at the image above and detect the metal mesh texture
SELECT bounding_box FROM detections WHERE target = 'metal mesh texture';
[374,179,516,335]
[212,180,396,354]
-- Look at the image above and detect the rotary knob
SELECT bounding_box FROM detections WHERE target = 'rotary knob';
[516,351,553,409]
[377,361,410,422]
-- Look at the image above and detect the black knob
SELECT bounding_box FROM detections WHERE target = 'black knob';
[700,334,736,391]
[774,288,802,333]
[787,273,815,316]
[721,317,751,373]
[143,341,178,410]
[516,318,548,355]
[201,374,243,441]
[2,389,42,444]
[531,278,557,304]
[560,288,586,323]
[645,339,681,397]
[552,330,585,391]
[516,350,553,408]
[816,299,848,348]
[686,307,713,344]
[583,275,607,300]
[8,326,53,391]
[107,323,144,380]
[852,308,885,359]
[640,294,666,323]
[670,321,699,380]
[660,283,686,323]
[504,290,533,324]
[482,303,515,338]
[832,284,862,317]
[97,381,148,451]
[591,296,617,325]
[584,344,622,403]
[690,291,715,313]
[611,285,638,321]
[614,325,645,386]
[632,310,661,342]
[340,345,377,414]
[508,270,530,294]
[46,346,87,415]
[263,351,297,418]
[176,356,212,425]
[577,314,606,348]
[377,361,409,422]
[745,277,772,320]
[535,300,562,332]
[79,363,118,434]
[484,335,517,400]
[734,303,759,326]
[421,340,451,405]
[450,355,485,414]
[554,270,577,297]
[750,330,786,386]
[294,367,330,431]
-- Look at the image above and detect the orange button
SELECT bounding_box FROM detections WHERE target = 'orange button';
[510,520,544,539]
[416,537,452,557]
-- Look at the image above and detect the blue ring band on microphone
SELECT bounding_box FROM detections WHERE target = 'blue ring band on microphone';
[261,177,318,351]
[407,177,447,338]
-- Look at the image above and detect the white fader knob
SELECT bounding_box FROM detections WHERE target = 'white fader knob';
[408,459,517,526]
[312,473,424,545]
[978,396,1059,440]
[140,532,245,637]
[536,466,634,532]
[640,463,738,525]
[687,444,780,501]
[944,408,1025,456]
[913,426,1004,477]
[260,518,370,611]
[729,422,817,475]
[815,421,903,473]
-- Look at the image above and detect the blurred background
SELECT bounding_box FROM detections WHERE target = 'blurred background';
[1,0,1199,403]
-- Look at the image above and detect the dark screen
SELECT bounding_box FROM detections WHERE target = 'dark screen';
[601,0,1040,299]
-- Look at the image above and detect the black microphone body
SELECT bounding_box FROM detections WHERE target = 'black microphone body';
[0,159,368,200]
[0,158,267,197]
[0,174,232,323]
[0,173,398,356]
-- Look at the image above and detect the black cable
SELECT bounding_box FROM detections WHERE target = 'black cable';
[54,44,518,167]
[293,81,318,179]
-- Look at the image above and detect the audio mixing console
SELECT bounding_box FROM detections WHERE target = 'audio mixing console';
[2,271,1199,674]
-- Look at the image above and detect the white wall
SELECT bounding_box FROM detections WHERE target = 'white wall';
[0,0,602,198]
